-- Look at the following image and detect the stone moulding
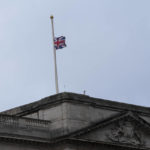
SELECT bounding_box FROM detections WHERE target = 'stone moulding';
[2,92,150,117]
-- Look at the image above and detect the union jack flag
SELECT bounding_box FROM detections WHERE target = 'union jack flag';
[54,36,66,50]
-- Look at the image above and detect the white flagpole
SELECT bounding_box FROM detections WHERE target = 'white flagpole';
[50,15,59,94]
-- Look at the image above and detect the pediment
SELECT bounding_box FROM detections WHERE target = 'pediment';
[70,112,150,149]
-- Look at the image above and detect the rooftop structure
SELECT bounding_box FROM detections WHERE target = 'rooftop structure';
[0,92,150,150]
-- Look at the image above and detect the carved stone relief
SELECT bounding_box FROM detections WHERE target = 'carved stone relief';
[106,117,144,146]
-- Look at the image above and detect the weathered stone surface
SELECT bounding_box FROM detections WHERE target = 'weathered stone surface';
[0,92,150,149]
[0,114,51,142]
[73,112,150,148]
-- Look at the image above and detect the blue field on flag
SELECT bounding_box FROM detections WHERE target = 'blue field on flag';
[54,36,66,50]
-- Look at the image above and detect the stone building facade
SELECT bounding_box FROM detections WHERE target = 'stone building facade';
[0,92,150,150]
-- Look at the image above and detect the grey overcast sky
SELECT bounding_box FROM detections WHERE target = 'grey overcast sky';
[0,0,150,110]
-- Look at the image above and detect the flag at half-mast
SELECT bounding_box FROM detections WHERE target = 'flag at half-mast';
[54,36,66,50]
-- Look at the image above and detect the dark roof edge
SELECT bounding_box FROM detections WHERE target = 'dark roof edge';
[1,92,150,116]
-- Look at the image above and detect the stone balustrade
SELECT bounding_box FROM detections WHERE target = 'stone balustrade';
[0,114,51,142]
[0,114,51,130]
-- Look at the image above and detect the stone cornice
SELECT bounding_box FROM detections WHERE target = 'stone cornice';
[49,111,150,142]
[66,138,149,150]
[0,111,150,147]
[1,92,150,116]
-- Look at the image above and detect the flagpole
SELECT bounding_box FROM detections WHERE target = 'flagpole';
[50,15,59,94]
